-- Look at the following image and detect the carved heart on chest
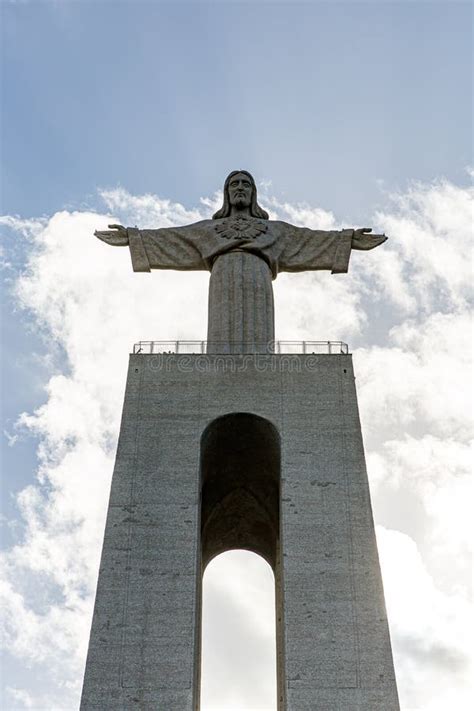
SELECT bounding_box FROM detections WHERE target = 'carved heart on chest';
[214,216,268,240]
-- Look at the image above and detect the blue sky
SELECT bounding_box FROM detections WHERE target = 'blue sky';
[3,0,472,220]
[1,2,473,710]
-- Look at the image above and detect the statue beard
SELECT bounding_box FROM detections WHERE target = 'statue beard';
[231,195,251,211]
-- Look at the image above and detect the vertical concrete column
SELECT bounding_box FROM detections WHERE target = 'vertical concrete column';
[81,360,202,710]
[81,353,399,710]
[280,359,399,710]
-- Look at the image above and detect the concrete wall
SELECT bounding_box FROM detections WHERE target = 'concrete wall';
[80,353,399,710]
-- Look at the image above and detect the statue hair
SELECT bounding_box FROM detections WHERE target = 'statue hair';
[212,170,269,220]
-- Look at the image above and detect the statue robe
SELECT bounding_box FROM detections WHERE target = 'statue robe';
[127,218,354,354]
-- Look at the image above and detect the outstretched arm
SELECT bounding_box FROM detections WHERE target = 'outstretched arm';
[277,223,387,275]
[352,227,387,250]
[95,224,129,246]
[95,224,152,271]
[95,223,207,273]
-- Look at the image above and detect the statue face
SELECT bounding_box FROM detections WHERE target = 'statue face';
[228,173,253,210]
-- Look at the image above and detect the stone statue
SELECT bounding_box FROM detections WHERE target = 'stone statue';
[95,170,387,353]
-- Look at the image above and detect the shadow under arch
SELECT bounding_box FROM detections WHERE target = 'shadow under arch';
[200,412,281,570]
[199,412,285,710]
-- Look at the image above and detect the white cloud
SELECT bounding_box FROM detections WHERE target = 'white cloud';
[378,527,473,711]
[368,435,472,595]
[99,187,204,228]
[1,177,472,709]
[367,179,473,314]
[262,195,338,230]
[356,311,472,443]
[201,551,276,710]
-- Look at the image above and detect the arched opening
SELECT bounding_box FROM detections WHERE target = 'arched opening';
[200,413,280,569]
[199,413,284,710]
[200,550,277,710]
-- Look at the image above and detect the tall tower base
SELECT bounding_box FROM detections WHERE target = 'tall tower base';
[81,353,399,710]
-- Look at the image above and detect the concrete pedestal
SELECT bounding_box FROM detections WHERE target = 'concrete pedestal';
[80,353,399,710]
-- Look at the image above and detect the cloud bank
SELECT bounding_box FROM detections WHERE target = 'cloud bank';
[1,177,472,710]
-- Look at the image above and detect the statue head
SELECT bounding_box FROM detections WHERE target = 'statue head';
[212,170,269,220]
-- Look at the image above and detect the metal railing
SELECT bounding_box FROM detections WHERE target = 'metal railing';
[132,341,349,355]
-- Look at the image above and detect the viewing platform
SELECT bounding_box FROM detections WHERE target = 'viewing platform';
[132,340,349,355]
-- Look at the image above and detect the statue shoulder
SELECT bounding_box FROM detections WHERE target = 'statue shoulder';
[167,218,214,233]
[266,219,295,233]
[191,218,214,227]
[267,220,340,235]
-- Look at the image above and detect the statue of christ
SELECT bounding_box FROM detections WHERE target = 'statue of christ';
[95,170,386,353]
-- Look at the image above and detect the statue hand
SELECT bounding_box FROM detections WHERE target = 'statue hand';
[95,224,129,246]
[351,227,387,251]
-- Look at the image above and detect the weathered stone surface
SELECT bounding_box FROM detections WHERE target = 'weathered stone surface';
[94,171,387,353]
[80,354,399,710]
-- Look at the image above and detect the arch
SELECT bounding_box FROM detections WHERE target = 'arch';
[200,550,277,709]
[200,413,281,570]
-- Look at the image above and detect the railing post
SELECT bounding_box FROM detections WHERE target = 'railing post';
[131,339,348,356]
